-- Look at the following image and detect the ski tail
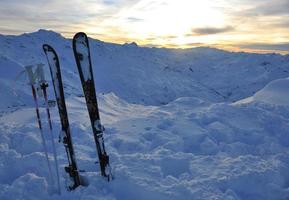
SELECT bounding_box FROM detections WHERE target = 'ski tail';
[72,32,112,180]
[43,44,82,190]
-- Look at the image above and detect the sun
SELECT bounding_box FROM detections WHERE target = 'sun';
[107,0,227,46]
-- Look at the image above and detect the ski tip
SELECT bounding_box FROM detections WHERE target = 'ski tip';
[42,44,53,52]
[73,32,88,41]
[43,44,49,50]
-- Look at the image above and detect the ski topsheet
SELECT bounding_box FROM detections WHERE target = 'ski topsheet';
[72,32,111,180]
[43,44,81,190]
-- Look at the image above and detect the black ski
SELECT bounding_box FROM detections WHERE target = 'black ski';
[43,44,81,190]
[72,32,111,180]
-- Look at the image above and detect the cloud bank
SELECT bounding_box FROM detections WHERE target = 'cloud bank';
[0,0,288,53]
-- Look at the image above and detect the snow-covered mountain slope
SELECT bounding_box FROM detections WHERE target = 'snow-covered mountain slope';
[0,29,289,107]
[0,55,32,110]
[1,30,289,200]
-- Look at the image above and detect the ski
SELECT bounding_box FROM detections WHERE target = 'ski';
[72,32,112,180]
[43,44,82,190]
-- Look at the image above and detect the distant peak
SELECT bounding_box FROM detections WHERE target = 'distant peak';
[22,29,63,39]
[37,29,62,36]
[123,42,138,47]
[37,29,57,34]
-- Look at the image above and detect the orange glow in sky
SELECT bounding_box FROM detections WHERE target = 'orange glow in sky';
[0,0,288,53]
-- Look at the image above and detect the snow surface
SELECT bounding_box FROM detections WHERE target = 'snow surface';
[0,30,289,199]
[253,78,289,106]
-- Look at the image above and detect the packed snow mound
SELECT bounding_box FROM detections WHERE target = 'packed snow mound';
[253,78,289,106]
[235,77,289,106]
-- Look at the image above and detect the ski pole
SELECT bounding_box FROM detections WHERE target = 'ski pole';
[37,64,61,194]
[25,65,55,191]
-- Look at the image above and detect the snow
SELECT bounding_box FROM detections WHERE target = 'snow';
[0,56,31,110]
[234,77,289,106]
[253,78,289,106]
[0,30,289,199]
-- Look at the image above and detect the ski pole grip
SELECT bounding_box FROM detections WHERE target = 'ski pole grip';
[25,65,35,85]
[37,63,46,83]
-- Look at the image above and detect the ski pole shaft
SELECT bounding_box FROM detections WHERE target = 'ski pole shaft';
[41,83,52,129]
[41,83,61,194]
[31,85,55,189]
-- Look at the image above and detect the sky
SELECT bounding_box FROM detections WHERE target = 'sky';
[0,0,288,53]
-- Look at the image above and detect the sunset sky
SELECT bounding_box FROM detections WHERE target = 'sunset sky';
[0,0,288,53]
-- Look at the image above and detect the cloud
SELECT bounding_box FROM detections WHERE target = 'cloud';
[100,0,141,7]
[0,0,137,35]
[0,27,26,35]
[0,0,288,54]
[102,0,117,5]
[189,26,234,36]
[162,35,178,39]
[238,42,289,52]
[273,20,289,28]
[185,42,206,46]
[141,35,178,44]
[127,17,144,22]
[232,0,289,17]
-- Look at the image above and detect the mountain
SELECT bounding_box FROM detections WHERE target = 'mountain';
[0,30,289,200]
[0,29,288,108]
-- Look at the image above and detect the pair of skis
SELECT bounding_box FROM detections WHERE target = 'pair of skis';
[25,64,61,194]
[43,32,112,190]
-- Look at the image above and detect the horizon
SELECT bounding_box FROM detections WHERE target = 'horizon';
[0,0,288,54]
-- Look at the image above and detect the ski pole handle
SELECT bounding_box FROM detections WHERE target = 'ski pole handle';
[37,63,46,84]
[25,65,35,85]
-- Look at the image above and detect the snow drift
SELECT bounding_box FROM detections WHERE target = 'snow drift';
[254,78,289,106]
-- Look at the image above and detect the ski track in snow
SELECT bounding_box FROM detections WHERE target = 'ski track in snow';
[0,30,289,199]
